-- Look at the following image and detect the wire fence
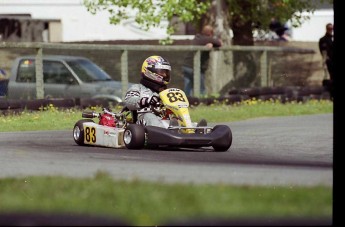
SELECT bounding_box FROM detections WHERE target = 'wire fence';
[0,42,317,101]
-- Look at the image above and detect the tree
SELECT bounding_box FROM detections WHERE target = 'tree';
[84,0,332,45]
[84,0,333,94]
[83,0,210,44]
[225,0,333,45]
[203,0,333,92]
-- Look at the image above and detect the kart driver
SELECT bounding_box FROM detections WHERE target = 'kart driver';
[124,55,171,128]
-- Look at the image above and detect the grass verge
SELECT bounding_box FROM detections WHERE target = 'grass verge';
[0,172,332,226]
[0,99,333,132]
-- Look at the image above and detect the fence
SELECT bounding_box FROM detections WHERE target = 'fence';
[0,42,316,100]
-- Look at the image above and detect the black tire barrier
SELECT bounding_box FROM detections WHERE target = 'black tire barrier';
[238,87,261,97]
[0,98,113,114]
[163,217,331,226]
[0,212,129,226]
[7,99,24,109]
[223,85,331,104]
[198,97,213,106]
[0,99,25,115]
[46,98,76,109]
[308,85,325,95]
[228,89,239,95]
[187,96,200,107]
[259,86,286,95]
[25,99,49,111]
[257,94,283,101]
[0,213,330,226]
[270,86,287,95]
[0,98,8,109]
[79,98,111,109]
[215,94,244,105]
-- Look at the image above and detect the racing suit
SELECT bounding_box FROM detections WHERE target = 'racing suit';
[124,83,165,127]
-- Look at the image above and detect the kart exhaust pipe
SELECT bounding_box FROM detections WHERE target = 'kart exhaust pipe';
[82,111,99,119]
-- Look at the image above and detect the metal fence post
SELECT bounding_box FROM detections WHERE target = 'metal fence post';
[121,50,128,100]
[35,46,44,99]
[193,50,201,97]
[260,50,268,87]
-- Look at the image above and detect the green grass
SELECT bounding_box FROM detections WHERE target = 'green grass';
[0,172,332,226]
[0,98,333,132]
[0,99,333,225]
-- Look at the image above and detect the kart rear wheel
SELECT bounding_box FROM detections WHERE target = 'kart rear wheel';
[73,119,94,146]
[212,125,232,152]
[123,124,146,149]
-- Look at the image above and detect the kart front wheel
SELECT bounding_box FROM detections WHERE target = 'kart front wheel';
[73,119,94,146]
[123,124,146,149]
[212,125,232,152]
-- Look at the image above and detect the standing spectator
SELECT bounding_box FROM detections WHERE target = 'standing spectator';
[318,23,334,99]
[0,68,6,79]
[182,25,222,97]
[0,68,7,96]
[269,18,291,41]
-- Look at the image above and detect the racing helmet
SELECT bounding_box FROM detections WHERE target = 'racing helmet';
[141,55,171,86]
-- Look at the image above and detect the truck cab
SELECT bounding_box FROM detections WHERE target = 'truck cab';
[7,55,128,104]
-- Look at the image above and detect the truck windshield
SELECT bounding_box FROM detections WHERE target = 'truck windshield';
[66,59,113,82]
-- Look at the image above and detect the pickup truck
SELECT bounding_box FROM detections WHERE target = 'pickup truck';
[1,55,129,105]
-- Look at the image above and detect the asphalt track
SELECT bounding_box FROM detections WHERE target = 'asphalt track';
[0,113,333,187]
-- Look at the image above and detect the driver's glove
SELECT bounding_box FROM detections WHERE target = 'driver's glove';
[140,95,160,108]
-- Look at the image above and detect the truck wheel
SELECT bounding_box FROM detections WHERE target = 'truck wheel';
[212,125,232,152]
[123,124,145,149]
[73,119,94,146]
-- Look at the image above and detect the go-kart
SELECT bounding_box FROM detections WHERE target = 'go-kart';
[73,88,232,151]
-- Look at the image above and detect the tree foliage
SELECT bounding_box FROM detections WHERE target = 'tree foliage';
[226,0,333,44]
[83,0,210,44]
[83,0,333,45]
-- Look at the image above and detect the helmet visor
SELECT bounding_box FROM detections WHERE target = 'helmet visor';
[153,68,170,83]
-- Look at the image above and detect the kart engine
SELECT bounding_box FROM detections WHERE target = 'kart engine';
[99,113,116,127]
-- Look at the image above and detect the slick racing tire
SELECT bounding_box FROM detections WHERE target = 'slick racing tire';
[212,125,232,152]
[73,119,94,146]
[123,124,146,149]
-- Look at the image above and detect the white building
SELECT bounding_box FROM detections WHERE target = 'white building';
[0,0,333,42]
[290,9,333,41]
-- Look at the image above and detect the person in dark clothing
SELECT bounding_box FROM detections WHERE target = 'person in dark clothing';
[318,23,334,98]
[269,18,291,41]
[182,25,222,97]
